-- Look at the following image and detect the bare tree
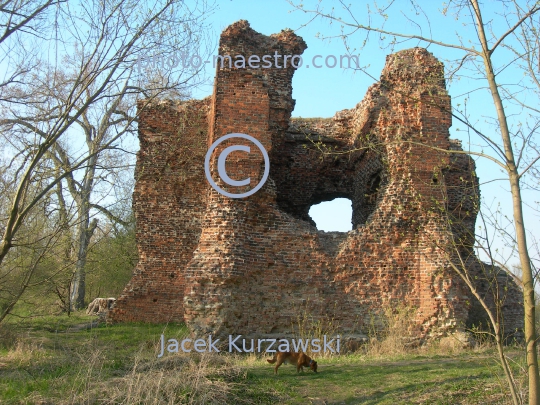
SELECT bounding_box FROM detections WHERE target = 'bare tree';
[0,0,213,315]
[288,0,540,403]
[0,0,62,44]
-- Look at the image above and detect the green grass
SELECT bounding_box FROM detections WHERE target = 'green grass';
[241,354,511,404]
[0,313,526,404]
[0,314,190,404]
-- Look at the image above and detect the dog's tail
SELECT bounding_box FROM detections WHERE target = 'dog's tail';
[266,354,277,364]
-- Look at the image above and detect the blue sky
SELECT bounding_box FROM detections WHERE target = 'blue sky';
[190,0,539,270]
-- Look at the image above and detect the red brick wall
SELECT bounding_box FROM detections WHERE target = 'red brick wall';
[108,98,210,323]
[109,21,523,342]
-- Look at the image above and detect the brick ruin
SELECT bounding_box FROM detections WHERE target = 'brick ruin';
[109,20,523,343]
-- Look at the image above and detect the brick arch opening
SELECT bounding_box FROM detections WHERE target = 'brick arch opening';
[271,122,387,230]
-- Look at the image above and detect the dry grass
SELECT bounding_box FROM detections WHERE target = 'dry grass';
[360,303,480,359]
[293,304,342,359]
[60,350,248,405]
[291,302,474,361]
[363,303,419,358]
[1,331,50,366]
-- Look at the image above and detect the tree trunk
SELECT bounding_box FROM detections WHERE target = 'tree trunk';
[69,152,98,311]
[496,325,521,405]
[470,1,540,403]
[70,213,97,310]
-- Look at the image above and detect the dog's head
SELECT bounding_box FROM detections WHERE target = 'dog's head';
[309,359,318,373]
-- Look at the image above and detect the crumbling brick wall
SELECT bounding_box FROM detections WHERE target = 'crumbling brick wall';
[109,20,523,342]
[108,98,210,323]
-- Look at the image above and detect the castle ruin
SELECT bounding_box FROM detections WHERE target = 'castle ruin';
[109,20,523,343]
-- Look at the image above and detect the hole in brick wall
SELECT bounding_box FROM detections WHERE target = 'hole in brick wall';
[369,173,381,193]
[309,198,352,232]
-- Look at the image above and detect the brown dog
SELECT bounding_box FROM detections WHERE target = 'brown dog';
[267,352,318,374]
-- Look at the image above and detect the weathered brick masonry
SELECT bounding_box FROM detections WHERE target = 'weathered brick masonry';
[109,20,523,342]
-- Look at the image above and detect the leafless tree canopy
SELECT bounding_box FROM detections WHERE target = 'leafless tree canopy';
[0,0,213,317]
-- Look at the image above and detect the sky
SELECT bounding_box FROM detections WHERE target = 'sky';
[188,0,538,270]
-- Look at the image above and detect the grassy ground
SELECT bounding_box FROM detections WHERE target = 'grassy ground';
[243,354,513,404]
[0,313,527,404]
